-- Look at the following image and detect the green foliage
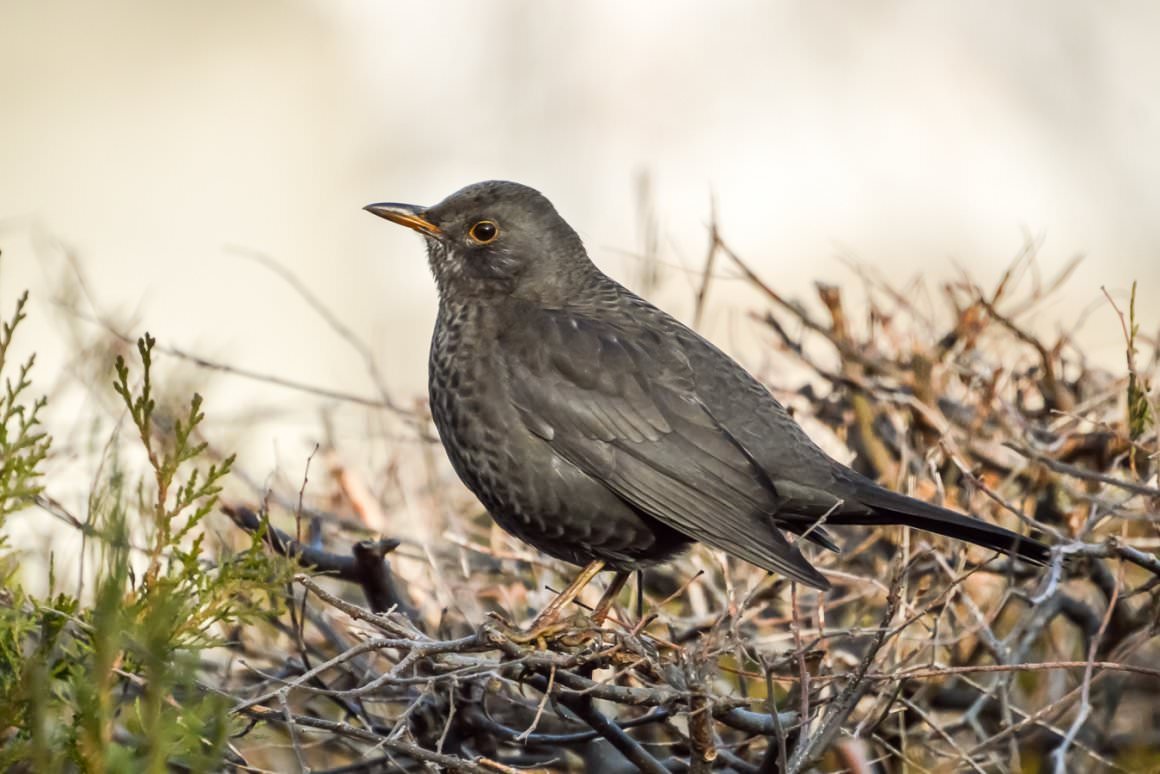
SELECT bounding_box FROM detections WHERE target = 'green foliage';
[1125,282,1154,468]
[0,291,51,544]
[0,297,286,771]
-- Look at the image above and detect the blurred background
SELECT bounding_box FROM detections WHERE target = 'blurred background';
[2,1,1158,567]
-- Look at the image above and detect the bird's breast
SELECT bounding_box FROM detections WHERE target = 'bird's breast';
[428,304,521,501]
[426,300,692,568]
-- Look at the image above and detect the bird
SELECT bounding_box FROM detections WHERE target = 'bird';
[365,181,1051,626]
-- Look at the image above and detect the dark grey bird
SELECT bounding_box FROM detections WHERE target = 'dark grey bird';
[365,181,1050,623]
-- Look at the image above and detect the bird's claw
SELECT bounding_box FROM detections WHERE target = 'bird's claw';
[487,610,602,648]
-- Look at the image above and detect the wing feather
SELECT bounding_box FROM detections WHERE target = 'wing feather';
[504,309,828,588]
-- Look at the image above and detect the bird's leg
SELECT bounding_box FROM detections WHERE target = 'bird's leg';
[591,570,631,625]
[635,569,644,620]
[528,560,605,631]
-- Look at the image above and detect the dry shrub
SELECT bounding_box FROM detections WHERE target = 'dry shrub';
[212,237,1158,772]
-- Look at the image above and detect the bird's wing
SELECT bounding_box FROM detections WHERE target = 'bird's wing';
[670,325,1053,566]
[502,307,829,588]
[671,325,870,519]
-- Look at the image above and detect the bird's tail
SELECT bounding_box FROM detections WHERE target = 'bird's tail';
[832,482,1052,565]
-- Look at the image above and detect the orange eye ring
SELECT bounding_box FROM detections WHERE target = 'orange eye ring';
[469,220,499,244]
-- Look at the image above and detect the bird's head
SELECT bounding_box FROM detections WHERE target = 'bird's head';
[365,180,592,304]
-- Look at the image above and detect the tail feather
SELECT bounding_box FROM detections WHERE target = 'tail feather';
[835,483,1052,565]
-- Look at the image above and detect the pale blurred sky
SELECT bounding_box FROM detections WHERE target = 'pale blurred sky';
[2,0,1158,483]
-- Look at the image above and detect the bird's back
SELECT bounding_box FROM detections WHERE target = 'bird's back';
[569,272,851,499]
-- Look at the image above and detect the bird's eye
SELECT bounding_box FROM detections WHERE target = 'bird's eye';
[469,220,499,244]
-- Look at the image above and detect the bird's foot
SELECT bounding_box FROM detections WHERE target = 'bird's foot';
[486,561,624,647]
[487,610,602,648]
